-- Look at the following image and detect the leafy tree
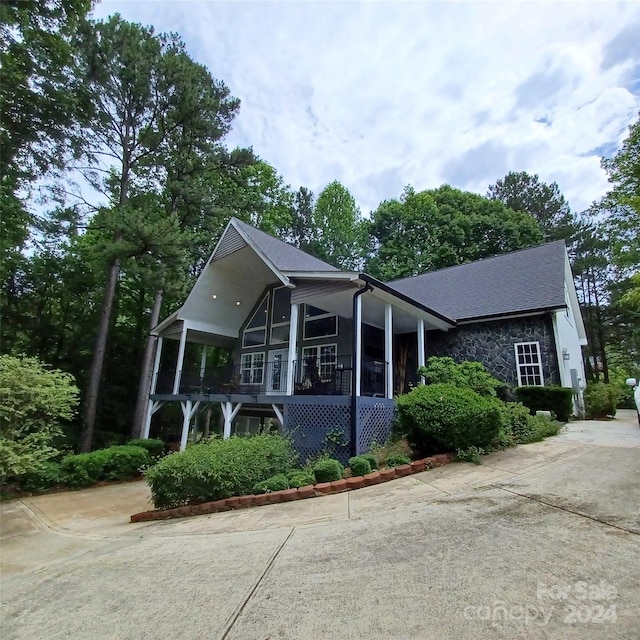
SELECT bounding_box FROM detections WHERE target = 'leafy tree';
[367,185,543,280]
[487,171,576,242]
[0,355,79,480]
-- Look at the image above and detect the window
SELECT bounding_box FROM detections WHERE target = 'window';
[240,352,264,385]
[302,344,337,381]
[515,342,544,386]
[270,287,291,344]
[243,294,268,348]
[303,305,337,340]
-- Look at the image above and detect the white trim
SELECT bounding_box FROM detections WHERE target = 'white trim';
[242,292,269,348]
[384,304,393,399]
[271,404,284,425]
[303,304,338,340]
[266,348,288,394]
[270,286,291,345]
[282,270,359,280]
[286,303,299,395]
[240,351,265,386]
[301,343,338,381]
[514,341,544,387]
[173,323,189,395]
[355,294,362,397]
[417,318,425,384]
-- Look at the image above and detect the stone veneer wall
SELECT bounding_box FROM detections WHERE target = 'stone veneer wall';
[425,315,560,387]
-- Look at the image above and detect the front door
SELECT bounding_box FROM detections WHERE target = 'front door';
[267,349,288,394]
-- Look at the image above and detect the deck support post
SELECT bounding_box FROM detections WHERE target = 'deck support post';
[142,337,164,439]
[179,400,200,451]
[173,324,188,395]
[286,303,299,395]
[221,401,243,439]
[271,403,284,427]
[355,294,363,398]
[417,318,426,384]
[199,345,207,388]
[385,304,393,399]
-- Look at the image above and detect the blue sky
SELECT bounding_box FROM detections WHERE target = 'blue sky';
[93,0,640,215]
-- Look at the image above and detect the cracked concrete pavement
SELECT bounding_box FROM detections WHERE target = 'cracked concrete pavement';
[1,410,639,639]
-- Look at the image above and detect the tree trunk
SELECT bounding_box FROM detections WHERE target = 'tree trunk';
[80,256,120,451]
[131,289,164,438]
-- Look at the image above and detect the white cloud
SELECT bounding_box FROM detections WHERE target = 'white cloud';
[93,0,640,215]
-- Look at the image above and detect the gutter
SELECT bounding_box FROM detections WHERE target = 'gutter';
[351,282,373,458]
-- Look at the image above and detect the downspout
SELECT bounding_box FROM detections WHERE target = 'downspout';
[351,282,373,457]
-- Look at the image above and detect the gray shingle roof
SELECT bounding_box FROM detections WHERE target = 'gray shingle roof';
[233,218,339,272]
[388,241,567,321]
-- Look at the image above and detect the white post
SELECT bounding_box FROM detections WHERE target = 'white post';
[173,324,188,395]
[355,294,362,397]
[271,403,284,426]
[142,337,164,439]
[199,344,207,381]
[286,303,299,395]
[385,304,393,399]
[221,401,242,439]
[179,400,191,451]
[417,318,426,384]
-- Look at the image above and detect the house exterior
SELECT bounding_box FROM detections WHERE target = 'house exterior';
[143,218,587,462]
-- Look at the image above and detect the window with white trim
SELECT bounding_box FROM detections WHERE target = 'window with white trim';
[303,305,337,340]
[270,287,291,344]
[242,294,268,348]
[240,352,264,385]
[302,344,337,381]
[515,342,544,386]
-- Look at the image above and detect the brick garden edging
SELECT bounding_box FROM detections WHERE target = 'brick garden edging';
[130,452,455,523]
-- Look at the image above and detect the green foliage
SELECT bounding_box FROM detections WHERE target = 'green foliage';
[61,445,149,487]
[19,461,66,493]
[455,446,485,465]
[145,435,296,509]
[254,474,290,494]
[584,383,618,419]
[366,184,543,280]
[397,383,503,455]
[361,453,379,471]
[384,453,412,467]
[348,456,372,477]
[286,470,316,488]
[127,438,165,458]
[524,415,563,442]
[312,458,344,483]
[418,356,502,396]
[514,386,574,422]
[500,402,535,444]
[0,355,79,479]
[487,171,577,242]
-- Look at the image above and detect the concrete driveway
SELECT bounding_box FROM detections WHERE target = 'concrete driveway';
[1,410,639,639]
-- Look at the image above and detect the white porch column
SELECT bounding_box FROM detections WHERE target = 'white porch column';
[199,344,207,381]
[417,318,426,384]
[355,294,362,397]
[221,401,243,439]
[173,324,188,395]
[142,337,164,439]
[180,400,192,451]
[286,303,299,395]
[384,304,393,399]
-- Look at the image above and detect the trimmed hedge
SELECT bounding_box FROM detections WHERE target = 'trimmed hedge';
[19,461,66,492]
[286,470,315,488]
[127,438,166,458]
[312,458,344,483]
[514,386,573,422]
[348,456,372,477]
[61,445,150,488]
[254,474,290,494]
[145,435,296,509]
[584,383,618,419]
[385,453,411,467]
[500,402,534,444]
[397,383,503,455]
[361,453,379,471]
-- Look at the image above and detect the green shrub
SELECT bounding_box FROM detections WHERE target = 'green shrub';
[584,383,618,419]
[101,445,149,480]
[417,356,502,397]
[348,456,372,477]
[145,435,296,509]
[286,470,315,488]
[127,438,165,458]
[455,446,485,464]
[61,449,111,487]
[254,474,290,494]
[19,461,66,492]
[514,386,573,422]
[385,453,412,467]
[397,383,503,455]
[500,402,535,444]
[312,458,344,483]
[361,453,379,471]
